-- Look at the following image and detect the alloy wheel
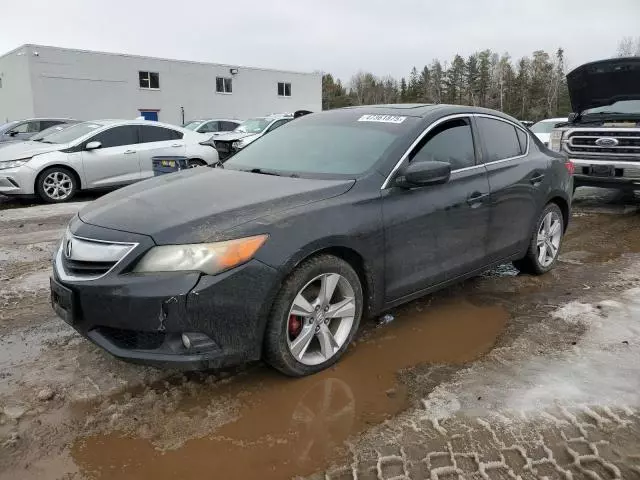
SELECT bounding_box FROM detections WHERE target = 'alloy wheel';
[537,211,562,267]
[42,171,73,200]
[286,273,356,366]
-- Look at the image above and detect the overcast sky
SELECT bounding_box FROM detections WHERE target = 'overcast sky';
[2,0,639,81]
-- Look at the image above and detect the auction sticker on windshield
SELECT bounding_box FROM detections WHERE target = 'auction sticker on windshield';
[358,114,407,124]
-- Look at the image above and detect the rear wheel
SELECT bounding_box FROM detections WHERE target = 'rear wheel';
[264,255,363,376]
[513,203,564,275]
[35,167,78,203]
[187,159,207,168]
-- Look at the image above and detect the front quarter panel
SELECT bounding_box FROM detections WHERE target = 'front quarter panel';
[26,150,81,187]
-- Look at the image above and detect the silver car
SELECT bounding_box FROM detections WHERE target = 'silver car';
[0,119,218,203]
[0,118,78,144]
[182,118,242,135]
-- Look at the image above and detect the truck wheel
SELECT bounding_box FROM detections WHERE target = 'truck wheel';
[513,203,564,275]
[264,255,363,376]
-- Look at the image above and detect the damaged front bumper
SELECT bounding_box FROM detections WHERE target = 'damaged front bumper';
[51,221,280,370]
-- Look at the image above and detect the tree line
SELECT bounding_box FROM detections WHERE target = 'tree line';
[322,37,640,122]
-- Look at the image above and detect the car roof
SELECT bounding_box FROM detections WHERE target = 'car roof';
[88,119,188,130]
[189,118,242,123]
[336,104,523,123]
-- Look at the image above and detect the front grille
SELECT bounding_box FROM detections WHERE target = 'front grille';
[62,258,115,276]
[96,326,166,350]
[566,130,640,158]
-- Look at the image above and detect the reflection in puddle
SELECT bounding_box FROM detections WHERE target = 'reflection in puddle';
[72,300,508,479]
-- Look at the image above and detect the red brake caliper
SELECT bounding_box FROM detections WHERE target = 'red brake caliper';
[288,315,302,337]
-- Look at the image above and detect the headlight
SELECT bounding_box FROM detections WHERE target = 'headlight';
[0,158,31,170]
[133,235,268,275]
[549,130,564,152]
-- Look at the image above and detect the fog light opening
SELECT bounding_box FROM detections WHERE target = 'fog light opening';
[181,332,216,351]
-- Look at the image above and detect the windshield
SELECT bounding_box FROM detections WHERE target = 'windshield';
[584,100,640,115]
[234,118,271,134]
[182,121,204,131]
[530,120,564,134]
[31,123,76,141]
[225,113,417,176]
[39,122,104,144]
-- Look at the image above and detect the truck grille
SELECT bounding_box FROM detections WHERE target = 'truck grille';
[566,130,640,157]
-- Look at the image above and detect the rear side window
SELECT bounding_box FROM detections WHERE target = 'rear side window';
[410,118,476,171]
[139,125,183,143]
[516,128,528,154]
[476,117,522,162]
[221,121,239,131]
[89,125,138,148]
[40,120,63,130]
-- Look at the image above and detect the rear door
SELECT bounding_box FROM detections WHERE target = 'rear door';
[476,115,550,262]
[382,116,491,301]
[137,125,186,178]
[81,125,141,188]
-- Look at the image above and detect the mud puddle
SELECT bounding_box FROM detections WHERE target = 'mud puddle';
[71,300,508,480]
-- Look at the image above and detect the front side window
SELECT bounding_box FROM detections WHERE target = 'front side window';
[199,121,219,133]
[139,125,183,143]
[139,71,160,89]
[9,122,30,134]
[277,82,292,97]
[216,77,233,94]
[410,118,476,171]
[476,117,522,162]
[88,125,138,149]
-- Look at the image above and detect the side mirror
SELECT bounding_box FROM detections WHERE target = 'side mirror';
[396,161,451,188]
[567,112,578,123]
[85,141,102,151]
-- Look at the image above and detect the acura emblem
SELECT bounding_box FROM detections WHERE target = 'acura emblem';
[65,239,73,258]
[595,137,618,147]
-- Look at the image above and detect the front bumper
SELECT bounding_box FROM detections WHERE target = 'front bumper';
[51,234,281,370]
[571,157,640,189]
[0,164,37,195]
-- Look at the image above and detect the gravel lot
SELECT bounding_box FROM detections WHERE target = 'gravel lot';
[1,188,640,480]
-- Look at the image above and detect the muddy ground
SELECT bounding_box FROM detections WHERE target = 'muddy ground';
[1,188,640,479]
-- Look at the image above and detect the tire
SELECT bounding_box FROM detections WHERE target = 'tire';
[513,203,564,275]
[264,255,363,377]
[187,159,207,168]
[35,167,78,203]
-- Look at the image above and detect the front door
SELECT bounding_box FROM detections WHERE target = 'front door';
[136,125,186,178]
[382,116,491,302]
[81,125,142,188]
[475,116,549,262]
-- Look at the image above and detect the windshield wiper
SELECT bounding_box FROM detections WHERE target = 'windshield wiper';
[248,168,282,177]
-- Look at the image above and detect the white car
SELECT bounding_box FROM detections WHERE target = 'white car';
[0,119,218,203]
[530,118,568,146]
[182,118,242,135]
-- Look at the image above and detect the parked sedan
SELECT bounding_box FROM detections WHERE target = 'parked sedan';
[0,118,78,144]
[51,105,572,376]
[211,114,293,160]
[0,120,218,202]
[182,118,242,135]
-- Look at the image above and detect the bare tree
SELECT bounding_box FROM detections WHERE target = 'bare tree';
[617,36,640,57]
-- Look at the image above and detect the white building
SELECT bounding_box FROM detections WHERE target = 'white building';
[0,44,322,125]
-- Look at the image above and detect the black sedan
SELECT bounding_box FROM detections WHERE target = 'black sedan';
[51,104,573,376]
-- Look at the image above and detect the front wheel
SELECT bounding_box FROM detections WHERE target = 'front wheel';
[264,255,363,377]
[35,167,78,203]
[513,203,564,275]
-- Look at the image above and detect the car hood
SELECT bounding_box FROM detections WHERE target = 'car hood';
[78,168,355,244]
[0,141,64,161]
[567,57,640,113]
[213,132,260,142]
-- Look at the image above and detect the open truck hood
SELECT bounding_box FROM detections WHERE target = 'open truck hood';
[567,57,640,113]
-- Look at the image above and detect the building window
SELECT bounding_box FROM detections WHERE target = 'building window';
[277,82,291,97]
[216,77,232,94]
[139,71,160,89]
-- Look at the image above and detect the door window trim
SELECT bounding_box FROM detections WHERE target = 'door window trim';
[381,113,530,189]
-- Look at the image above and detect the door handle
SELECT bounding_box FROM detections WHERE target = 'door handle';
[466,192,489,206]
[171,143,182,147]
[124,150,136,154]
[530,173,545,185]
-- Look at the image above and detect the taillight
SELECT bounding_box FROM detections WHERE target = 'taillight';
[564,161,575,175]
